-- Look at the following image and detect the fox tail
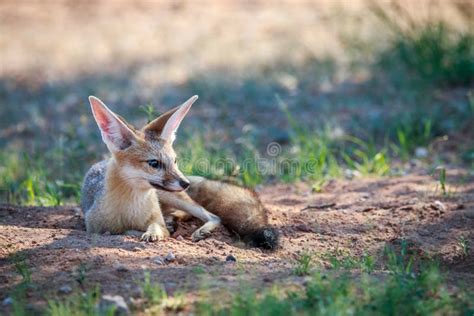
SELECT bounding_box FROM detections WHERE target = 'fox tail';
[243,227,279,250]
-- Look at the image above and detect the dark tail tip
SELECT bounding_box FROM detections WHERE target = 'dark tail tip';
[244,227,279,250]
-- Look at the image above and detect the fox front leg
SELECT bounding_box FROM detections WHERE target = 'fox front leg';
[158,191,221,241]
[141,212,170,242]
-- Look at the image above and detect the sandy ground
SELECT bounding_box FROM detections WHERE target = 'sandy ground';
[1,171,473,313]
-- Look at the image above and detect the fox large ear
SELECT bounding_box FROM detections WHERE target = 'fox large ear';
[143,95,198,143]
[88,96,137,152]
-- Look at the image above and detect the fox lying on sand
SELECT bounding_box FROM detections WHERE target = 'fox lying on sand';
[81,96,278,249]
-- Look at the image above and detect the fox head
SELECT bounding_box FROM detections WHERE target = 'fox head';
[88,95,198,192]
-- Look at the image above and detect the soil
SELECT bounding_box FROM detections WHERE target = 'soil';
[1,171,473,313]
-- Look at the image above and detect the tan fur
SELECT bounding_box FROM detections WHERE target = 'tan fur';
[82,96,221,242]
[84,159,169,240]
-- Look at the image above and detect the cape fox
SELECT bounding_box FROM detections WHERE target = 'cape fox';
[81,96,278,249]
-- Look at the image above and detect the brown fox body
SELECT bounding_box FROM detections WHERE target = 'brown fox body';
[81,96,278,249]
[186,176,278,249]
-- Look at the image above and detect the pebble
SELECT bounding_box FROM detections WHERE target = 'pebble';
[58,285,72,294]
[153,256,165,265]
[432,200,446,212]
[176,235,184,241]
[131,286,144,298]
[99,295,129,314]
[464,209,474,219]
[2,297,13,306]
[113,262,129,272]
[125,230,142,238]
[295,224,313,233]
[418,229,432,237]
[164,252,176,263]
[73,208,82,217]
[415,147,428,158]
[226,254,237,262]
[344,169,355,180]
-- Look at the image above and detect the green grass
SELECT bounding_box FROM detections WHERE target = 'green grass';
[46,287,117,316]
[0,152,81,206]
[9,254,33,316]
[342,137,390,176]
[0,112,437,204]
[199,269,471,315]
[139,271,186,313]
[293,252,313,276]
[0,98,468,203]
[436,166,448,196]
[198,246,473,316]
[324,248,376,273]
[394,116,433,161]
[457,236,470,259]
[371,2,474,88]
[177,135,240,181]
[7,245,473,315]
[140,271,167,306]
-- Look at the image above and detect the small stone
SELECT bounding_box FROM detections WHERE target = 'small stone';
[58,285,72,294]
[113,262,129,272]
[344,169,355,180]
[164,252,176,263]
[125,230,142,238]
[432,200,446,212]
[2,297,13,306]
[103,231,111,236]
[463,209,474,219]
[74,208,82,217]
[176,235,184,241]
[131,286,143,298]
[418,229,432,237]
[226,255,237,262]
[295,224,313,233]
[415,147,428,158]
[99,295,129,314]
[153,256,165,265]
[132,247,142,252]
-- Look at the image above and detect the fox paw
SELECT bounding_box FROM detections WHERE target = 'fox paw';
[191,220,220,242]
[141,228,168,242]
[191,228,211,242]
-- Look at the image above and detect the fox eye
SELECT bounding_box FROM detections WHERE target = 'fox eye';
[147,159,165,169]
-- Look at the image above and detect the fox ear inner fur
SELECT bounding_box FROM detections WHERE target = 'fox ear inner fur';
[143,95,198,143]
[88,96,137,152]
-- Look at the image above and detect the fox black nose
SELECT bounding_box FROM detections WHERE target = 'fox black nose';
[179,179,190,189]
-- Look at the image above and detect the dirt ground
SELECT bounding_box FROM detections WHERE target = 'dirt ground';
[1,170,473,313]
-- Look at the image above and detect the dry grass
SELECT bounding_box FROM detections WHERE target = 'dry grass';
[1,0,469,85]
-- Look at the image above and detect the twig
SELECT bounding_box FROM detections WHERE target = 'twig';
[301,203,336,211]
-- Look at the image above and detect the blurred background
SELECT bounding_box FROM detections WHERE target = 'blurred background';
[0,0,473,205]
